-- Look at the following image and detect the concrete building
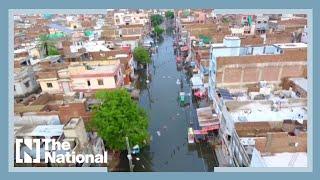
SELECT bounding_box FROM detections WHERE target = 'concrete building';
[208,36,307,99]
[255,15,269,34]
[14,66,39,98]
[37,60,123,95]
[14,117,106,167]
[67,60,124,93]
[114,11,149,26]
[211,81,308,167]
[14,92,99,124]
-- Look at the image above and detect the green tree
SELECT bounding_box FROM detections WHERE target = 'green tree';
[151,14,164,27]
[89,89,149,151]
[154,26,164,37]
[48,46,60,56]
[165,11,174,19]
[38,34,59,57]
[133,46,151,65]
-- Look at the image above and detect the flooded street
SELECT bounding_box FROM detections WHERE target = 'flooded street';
[118,35,218,172]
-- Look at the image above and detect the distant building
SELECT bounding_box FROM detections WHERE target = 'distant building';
[255,15,269,34]
[114,11,149,26]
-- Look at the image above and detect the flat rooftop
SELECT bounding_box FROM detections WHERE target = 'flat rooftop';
[262,152,307,167]
[228,100,307,123]
[15,124,63,137]
[274,43,307,49]
[290,77,307,92]
[90,64,117,73]
[64,118,80,129]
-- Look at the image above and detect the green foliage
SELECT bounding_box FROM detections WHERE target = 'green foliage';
[222,17,230,24]
[199,34,212,44]
[133,46,151,65]
[153,26,164,36]
[151,14,164,27]
[90,89,149,151]
[48,46,60,56]
[165,11,174,19]
[38,34,59,57]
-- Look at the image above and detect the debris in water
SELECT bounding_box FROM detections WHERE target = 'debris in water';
[150,135,153,141]
[176,79,181,85]
[163,125,167,130]
[157,131,161,136]
[176,113,180,116]
[142,165,145,169]
[136,157,140,161]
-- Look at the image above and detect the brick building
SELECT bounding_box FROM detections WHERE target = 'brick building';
[208,36,307,99]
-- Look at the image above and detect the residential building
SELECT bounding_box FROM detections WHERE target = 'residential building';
[14,66,39,98]
[208,36,307,99]
[114,11,149,26]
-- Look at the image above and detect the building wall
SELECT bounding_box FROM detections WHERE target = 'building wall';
[63,118,88,147]
[214,48,307,87]
[38,78,62,94]
[283,78,308,98]
[217,62,306,87]
[14,68,39,97]
[235,121,283,137]
[71,76,117,91]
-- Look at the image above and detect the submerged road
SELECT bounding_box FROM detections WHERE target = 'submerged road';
[119,35,218,172]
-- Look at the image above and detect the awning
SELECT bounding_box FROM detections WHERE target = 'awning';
[191,75,203,89]
[196,107,220,128]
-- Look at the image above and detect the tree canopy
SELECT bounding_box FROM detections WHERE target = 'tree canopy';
[133,46,151,65]
[89,89,149,151]
[153,26,164,37]
[151,14,164,27]
[165,11,174,19]
[38,34,59,57]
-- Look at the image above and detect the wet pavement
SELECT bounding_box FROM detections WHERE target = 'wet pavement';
[118,35,218,172]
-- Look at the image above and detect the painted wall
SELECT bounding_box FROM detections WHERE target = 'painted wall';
[38,78,62,94]
[71,76,117,90]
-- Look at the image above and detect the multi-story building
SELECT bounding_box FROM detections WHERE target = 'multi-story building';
[14,66,39,98]
[114,11,149,26]
[208,36,307,99]
[37,60,124,95]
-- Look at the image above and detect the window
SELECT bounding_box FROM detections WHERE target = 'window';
[24,81,30,88]
[97,79,104,85]
[87,80,91,86]
[114,75,118,83]
[14,85,16,91]
[46,83,53,88]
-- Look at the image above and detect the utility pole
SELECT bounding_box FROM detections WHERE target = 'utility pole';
[125,136,134,172]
